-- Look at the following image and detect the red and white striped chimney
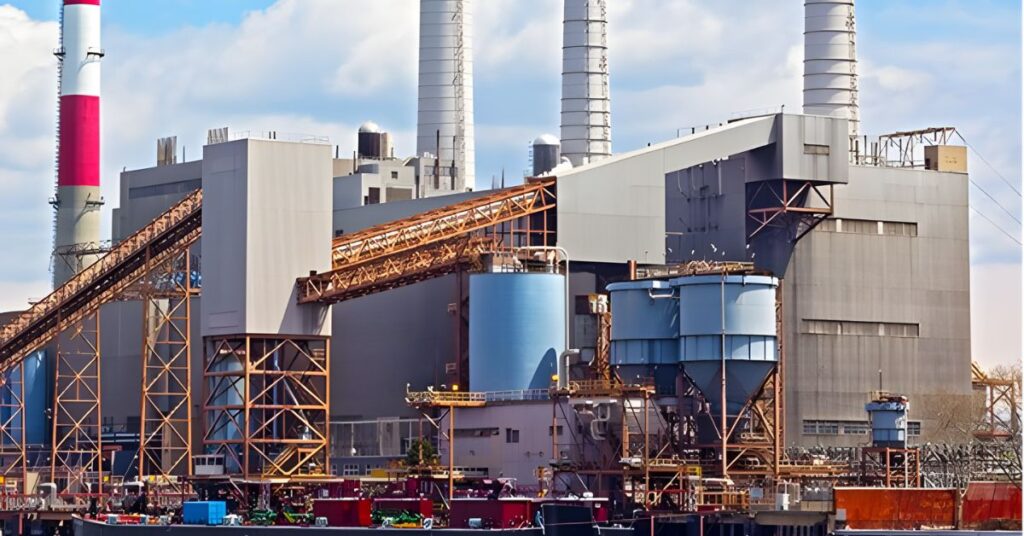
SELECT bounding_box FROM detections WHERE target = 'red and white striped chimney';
[53,0,103,287]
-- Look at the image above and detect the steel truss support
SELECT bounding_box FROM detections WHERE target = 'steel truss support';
[203,335,330,480]
[0,364,27,504]
[746,179,833,241]
[860,447,921,488]
[51,314,102,497]
[138,250,196,488]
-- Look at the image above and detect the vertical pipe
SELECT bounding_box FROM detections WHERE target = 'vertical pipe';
[185,253,193,476]
[643,392,649,510]
[719,274,727,478]
[448,406,455,503]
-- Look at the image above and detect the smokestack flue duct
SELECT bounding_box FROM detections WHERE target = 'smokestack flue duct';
[417,0,475,193]
[803,0,859,137]
[52,0,103,287]
[561,0,611,167]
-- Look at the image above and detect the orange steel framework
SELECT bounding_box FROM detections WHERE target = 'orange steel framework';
[299,179,556,304]
[137,250,197,488]
[405,388,486,504]
[202,336,330,480]
[51,314,102,496]
[859,447,922,488]
[0,365,27,502]
[746,179,833,241]
[971,362,1020,441]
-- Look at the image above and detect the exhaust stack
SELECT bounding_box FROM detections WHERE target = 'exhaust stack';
[803,0,858,137]
[417,0,475,194]
[52,0,103,286]
[561,0,611,167]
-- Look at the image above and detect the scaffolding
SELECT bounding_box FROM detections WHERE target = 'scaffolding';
[202,335,330,480]
[50,314,102,498]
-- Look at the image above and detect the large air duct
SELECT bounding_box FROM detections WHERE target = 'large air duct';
[417,0,475,194]
[52,0,103,286]
[560,0,611,167]
[803,0,859,137]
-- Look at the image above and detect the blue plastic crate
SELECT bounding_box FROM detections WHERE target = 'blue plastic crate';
[183,501,226,525]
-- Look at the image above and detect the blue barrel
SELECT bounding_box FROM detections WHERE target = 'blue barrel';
[865,399,909,448]
[469,273,566,392]
[671,274,779,418]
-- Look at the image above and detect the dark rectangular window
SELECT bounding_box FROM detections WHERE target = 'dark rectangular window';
[505,428,519,443]
[548,425,564,436]
[391,171,399,179]
[803,319,919,338]
[367,187,380,205]
[815,218,918,236]
[128,178,202,200]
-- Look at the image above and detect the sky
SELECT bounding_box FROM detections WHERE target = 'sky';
[0,0,1020,368]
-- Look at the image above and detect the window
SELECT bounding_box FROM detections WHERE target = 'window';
[815,218,918,237]
[908,422,921,436]
[342,463,359,476]
[549,425,564,436]
[128,178,202,200]
[454,427,499,438]
[803,319,919,338]
[391,171,399,179]
[505,428,520,444]
[367,187,380,205]
[803,420,873,436]
[842,422,870,435]
[804,144,830,155]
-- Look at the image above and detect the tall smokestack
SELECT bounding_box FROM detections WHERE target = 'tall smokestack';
[417,0,475,194]
[803,0,859,137]
[52,0,103,286]
[560,0,611,167]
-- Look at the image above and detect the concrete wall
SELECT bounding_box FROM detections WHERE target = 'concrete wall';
[784,165,971,446]
[201,139,333,337]
[113,161,202,242]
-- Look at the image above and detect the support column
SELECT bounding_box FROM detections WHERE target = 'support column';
[51,314,103,499]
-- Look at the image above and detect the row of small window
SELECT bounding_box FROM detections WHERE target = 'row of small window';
[454,426,566,443]
[816,218,918,237]
[338,462,384,476]
[803,319,920,338]
[802,420,921,436]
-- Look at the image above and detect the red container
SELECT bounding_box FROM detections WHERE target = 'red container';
[962,482,1023,528]
[373,497,434,518]
[312,498,372,527]
[449,499,532,529]
[834,487,956,530]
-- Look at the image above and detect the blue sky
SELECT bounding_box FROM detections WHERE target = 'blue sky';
[0,0,1020,366]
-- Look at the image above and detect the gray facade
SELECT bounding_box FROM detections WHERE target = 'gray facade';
[784,165,972,446]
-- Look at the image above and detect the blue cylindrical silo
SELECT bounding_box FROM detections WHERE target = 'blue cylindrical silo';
[23,350,47,445]
[469,273,566,392]
[671,274,779,418]
[606,280,678,389]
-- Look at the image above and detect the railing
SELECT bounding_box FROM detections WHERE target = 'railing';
[485,389,549,403]
[405,390,486,407]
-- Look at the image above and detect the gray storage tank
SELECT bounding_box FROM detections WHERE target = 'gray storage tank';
[671,274,779,420]
[469,273,566,392]
[865,394,909,448]
[606,280,678,388]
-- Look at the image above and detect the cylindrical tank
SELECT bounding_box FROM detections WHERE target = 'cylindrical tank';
[804,0,859,136]
[865,397,908,448]
[532,134,561,176]
[23,351,48,445]
[671,275,779,418]
[358,121,384,160]
[469,273,565,392]
[207,353,244,443]
[606,280,678,389]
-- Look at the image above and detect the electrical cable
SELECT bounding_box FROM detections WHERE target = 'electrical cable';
[956,131,1022,197]
[970,180,1021,226]
[970,206,1021,246]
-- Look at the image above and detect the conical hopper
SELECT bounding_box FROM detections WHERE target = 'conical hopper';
[683,360,775,419]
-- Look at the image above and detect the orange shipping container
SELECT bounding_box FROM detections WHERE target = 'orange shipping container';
[962,482,1023,529]
[834,487,956,530]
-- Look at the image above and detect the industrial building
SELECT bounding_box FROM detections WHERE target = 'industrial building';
[0,0,1008,531]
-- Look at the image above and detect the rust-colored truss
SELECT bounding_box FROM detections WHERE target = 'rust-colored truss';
[327,179,555,271]
[51,314,102,497]
[747,179,833,241]
[971,362,1020,441]
[0,365,27,502]
[860,447,921,488]
[0,189,202,374]
[298,236,497,304]
[203,335,330,480]
[137,250,197,488]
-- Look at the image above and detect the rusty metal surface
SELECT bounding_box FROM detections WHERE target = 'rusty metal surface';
[834,487,956,530]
